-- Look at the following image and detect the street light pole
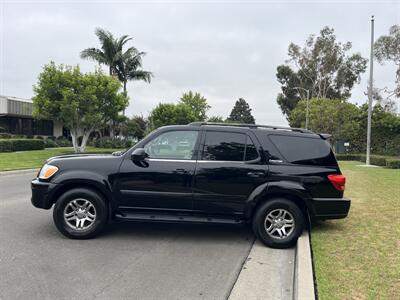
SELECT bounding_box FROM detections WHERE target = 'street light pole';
[366,15,374,165]
[305,89,310,130]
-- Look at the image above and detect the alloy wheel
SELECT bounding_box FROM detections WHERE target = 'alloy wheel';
[264,208,295,239]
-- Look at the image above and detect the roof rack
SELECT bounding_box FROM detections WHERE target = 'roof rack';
[188,122,313,134]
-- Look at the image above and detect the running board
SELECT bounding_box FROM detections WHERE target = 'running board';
[115,211,244,225]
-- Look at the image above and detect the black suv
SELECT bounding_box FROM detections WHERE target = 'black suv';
[31,122,350,248]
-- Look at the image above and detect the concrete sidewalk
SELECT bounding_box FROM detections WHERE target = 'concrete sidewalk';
[229,231,315,300]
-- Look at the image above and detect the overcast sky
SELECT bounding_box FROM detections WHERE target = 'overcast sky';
[0,0,399,125]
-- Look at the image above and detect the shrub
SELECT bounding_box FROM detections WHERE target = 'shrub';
[11,139,44,151]
[0,139,45,152]
[386,159,400,169]
[44,138,58,148]
[55,136,72,147]
[13,134,26,139]
[0,140,13,152]
[93,137,132,149]
[336,153,400,168]
[0,133,12,139]
[369,156,387,167]
[335,154,361,161]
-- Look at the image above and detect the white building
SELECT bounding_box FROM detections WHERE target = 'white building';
[0,95,65,137]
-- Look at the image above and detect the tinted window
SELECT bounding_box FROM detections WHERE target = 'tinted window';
[202,131,246,161]
[269,134,336,166]
[258,132,284,161]
[144,130,198,160]
[245,136,259,161]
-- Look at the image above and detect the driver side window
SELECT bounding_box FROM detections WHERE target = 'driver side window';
[144,130,199,160]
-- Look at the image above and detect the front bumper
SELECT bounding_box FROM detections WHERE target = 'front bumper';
[310,197,351,219]
[31,178,59,209]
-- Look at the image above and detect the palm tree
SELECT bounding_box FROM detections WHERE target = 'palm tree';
[80,28,135,77]
[81,28,153,125]
[116,50,153,114]
[117,50,152,93]
[81,28,137,136]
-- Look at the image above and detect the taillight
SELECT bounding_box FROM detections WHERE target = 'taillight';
[327,174,346,191]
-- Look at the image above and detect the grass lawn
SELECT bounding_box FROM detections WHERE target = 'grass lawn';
[0,147,121,171]
[312,161,400,300]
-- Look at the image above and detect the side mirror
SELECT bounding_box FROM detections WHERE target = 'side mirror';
[131,148,148,162]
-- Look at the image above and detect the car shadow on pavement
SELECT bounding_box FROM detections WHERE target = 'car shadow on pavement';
[101,221,255,244]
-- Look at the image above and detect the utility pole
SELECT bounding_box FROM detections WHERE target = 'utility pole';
[305,89,310,130]
[366,15,374,166]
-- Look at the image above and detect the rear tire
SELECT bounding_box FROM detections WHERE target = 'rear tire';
[53,188,107,239]
[252,198,305,248]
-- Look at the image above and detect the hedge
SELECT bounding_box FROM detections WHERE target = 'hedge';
[92,137,132,149]
[0,139,45,152]
[386,159,400,169]
[335,153,400,169]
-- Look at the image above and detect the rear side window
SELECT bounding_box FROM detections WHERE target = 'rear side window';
[245,136,259,161]
[202,131,259,162]
[269,134,337,166]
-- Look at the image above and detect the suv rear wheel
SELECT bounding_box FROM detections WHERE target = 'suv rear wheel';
[53,188,107,239]
[252,198,305,248]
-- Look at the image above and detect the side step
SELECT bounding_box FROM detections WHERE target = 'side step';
[115,211,244,225]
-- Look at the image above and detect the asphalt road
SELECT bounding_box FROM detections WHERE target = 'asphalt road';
[0,172,294,300]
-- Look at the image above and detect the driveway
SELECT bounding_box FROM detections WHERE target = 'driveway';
[0,171,295,300]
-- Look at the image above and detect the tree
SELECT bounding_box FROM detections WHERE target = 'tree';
[289,98,400,155]
[356,103,400,155]
[207,116,225,123]
[289,98,360,149]
[179,91,210,121]
[276,27,367,117]
[81,28,152,117]
[374,25,400,99]
[33,62,128,153]
[80,28,134,77]
[113,115,130,137]
[127,115,148,140]
[227,98,255,124]
[116,50,152,94]
[148,103,196,130]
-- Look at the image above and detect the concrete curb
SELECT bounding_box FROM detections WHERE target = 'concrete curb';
[294,231,316,300]
[0,168,39,176]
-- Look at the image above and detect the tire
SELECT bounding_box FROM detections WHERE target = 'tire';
[53,188,107,239]
[252,198,305,249]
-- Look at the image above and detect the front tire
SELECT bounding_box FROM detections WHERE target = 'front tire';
[252,198,305,248]
[53,188,107,239]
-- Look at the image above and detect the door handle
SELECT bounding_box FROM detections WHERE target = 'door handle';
[247,171,264,178]
[174,168,188,174]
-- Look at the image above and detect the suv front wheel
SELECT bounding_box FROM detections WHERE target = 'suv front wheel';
[252,198,305,248]
[53,188,107,239]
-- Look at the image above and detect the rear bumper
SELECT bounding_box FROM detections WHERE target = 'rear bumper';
[31,178,59,209]
[310,197,351,219]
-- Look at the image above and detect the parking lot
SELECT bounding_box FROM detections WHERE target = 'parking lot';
[0,172,295,300]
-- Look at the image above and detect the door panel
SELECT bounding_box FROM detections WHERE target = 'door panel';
[115,129,200,210]
[193,161,268,214]
[193,130,269,215]
[117,159,196,210]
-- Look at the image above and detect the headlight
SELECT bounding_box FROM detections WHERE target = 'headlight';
[39,164,59,180]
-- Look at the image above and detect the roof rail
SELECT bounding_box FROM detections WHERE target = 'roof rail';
[188,122,313,134]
